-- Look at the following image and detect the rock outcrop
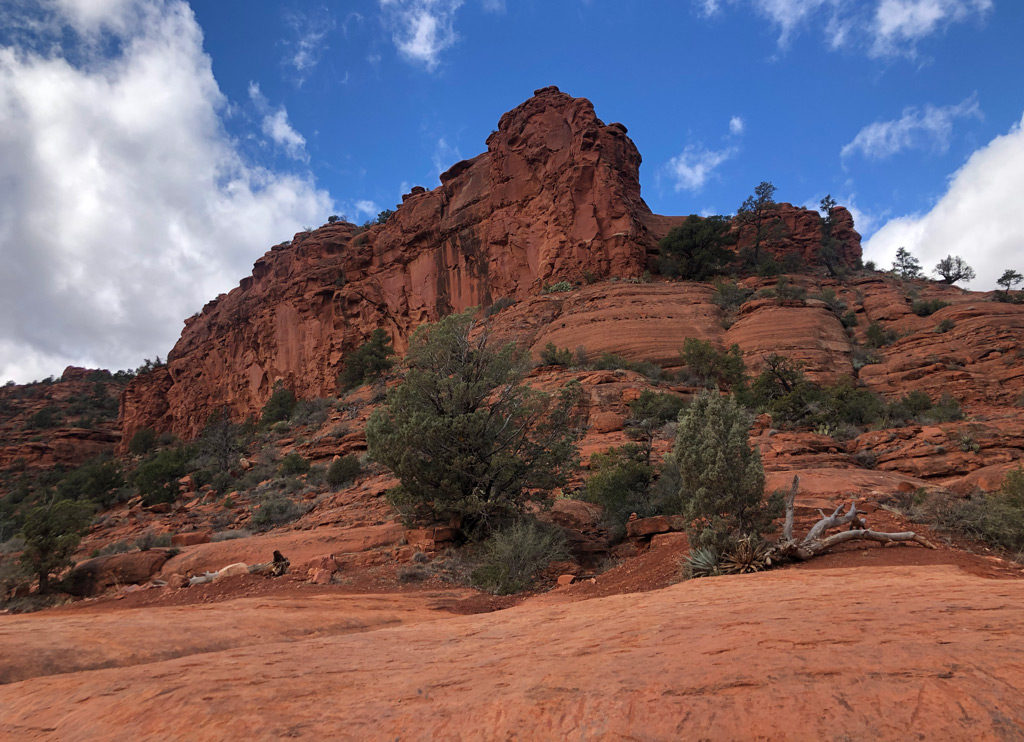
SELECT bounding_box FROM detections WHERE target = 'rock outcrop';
[118,87,862,442]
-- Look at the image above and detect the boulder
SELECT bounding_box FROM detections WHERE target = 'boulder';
[66,550,171,597]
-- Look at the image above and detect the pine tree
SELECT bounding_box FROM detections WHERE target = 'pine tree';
[892,247,922,280]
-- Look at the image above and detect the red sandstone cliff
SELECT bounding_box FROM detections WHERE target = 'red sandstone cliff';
[119,87,863,442]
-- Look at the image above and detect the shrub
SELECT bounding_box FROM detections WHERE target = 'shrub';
[662,390,780,552]
[542,280,575,294]
[290,398,332,427]
[367,310,581,539]
[839,310,858,329]
[658,215,735,280]
[773,276,806,304]
[911,299,950,316]
[539,343,574,367]
[128,428,157,456]
[580,444,655,535]
[211,529,252,542]
[680,338,746,389]
[484,297,516,317]
[278,452,310,477]
[55,457,125,507]
[337,329,395,391]
[627,390,686,429]
[916,469,1024,553]
[134,530,171,551]
[326,455,361,489]
[260,384,297,427]
[376,209,395,225]
[250,493,305,530]
[936,318,955,333]
[711,280,753,313]
[25,406,62,429]
[470,520,568,594]
[133,446,192,506]
[865,322,896,348]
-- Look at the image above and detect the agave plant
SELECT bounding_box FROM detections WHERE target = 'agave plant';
[721,536,771,575]
[683,546,721,579]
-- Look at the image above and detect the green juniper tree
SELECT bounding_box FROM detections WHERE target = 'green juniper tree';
[662,390,779,552]
[366,310,581,538]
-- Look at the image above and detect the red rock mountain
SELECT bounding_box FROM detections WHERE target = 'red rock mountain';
[119,86,861,442]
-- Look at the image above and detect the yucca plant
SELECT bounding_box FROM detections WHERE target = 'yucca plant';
[721,536,770,575]
[682,546,721,579]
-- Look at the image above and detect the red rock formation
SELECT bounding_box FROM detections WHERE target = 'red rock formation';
[0,368,124,470]
[118,87,864,442]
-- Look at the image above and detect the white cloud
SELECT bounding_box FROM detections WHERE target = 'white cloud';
[379,0,463,71]
[695,0,991,57]
[284,9,335,79]
[841,95,980,160]
[481,0,506,12]
[248,81,309,162]
[865,112,1024,290]
[667,145,737,192]
[871,0,992,56]
[729,115,745,135]
[0,0,333,382]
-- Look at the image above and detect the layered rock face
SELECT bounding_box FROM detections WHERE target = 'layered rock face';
[119,87,862,442]
[0,367,123,470]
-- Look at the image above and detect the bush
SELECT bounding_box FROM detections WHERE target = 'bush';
[542,280,574,294]
[25,406,62,429]
[627,390,686,429]
[680,338,746,389]
[773,276,806,304]
[658,215,735,280]
[290,398,332,427]
[662,390,780,552]
[337,329,395,391]
[133,446,192,506]
[128,428,157,456]
[916,469,1024,553]
[911,299,949,316]
[936,318,955,333]
[326,455,361,489]
[250,493,305,530]
[711,280,753,313]
[260,384,297,427]
[470,520,567,594]
[278,452,310,477]
[484,297,516,317]
[580,444,655,535]
[865,322,897,348]
[539,343,574,367]
[55,456,125,507]
[367,310,581,538]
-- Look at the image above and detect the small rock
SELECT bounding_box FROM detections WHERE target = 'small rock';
[309,568,333,585]
[167,573,188,589]
[557,574,576,587]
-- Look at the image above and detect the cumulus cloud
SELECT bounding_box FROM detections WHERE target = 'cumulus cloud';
[248,81,309,161]
[729,115,745,135]
[841,95,981,160]
[667,145,737,192]
[0,0,333,382]
[864,112,1024,290]
[379,0,463,71]
[694,0,991,56]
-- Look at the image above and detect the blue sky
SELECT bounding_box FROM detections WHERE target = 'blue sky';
[1,0,1022,381]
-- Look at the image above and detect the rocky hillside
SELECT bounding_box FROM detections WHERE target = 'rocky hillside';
[118,86,862,442]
